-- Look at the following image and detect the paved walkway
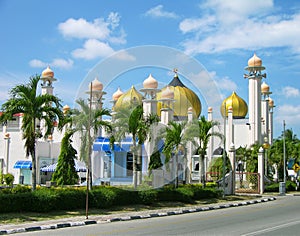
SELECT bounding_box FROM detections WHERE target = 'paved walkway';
[0,196,277,235]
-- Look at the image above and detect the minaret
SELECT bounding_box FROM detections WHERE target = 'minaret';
[40,66,57,135]
[268,97,275,145]
[140,74,160,117]
[40,66,57,95]
[244,53,266,145]
[110,87,124,122]
[86,77,106,136]
[159,86,175,125]
[261,82,271,140]
[207,107,214,165]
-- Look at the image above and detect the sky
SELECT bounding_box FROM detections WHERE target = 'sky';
[0,0,300,139]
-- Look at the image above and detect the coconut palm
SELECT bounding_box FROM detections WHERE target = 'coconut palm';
[162,121,189,188]
[185,115,222,186]
[0,75,63,190]
[72,98,111,189]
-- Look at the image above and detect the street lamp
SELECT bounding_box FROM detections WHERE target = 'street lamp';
[283,120,286,184]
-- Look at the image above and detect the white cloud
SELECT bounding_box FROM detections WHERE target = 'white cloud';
[145,5,178,19]
[29,59,47,68]
[179,16,216,34]
[51,58,74,70]
[180,0,300,55]
[107,12,121,30]
[275,104,300,126]
[215,76,238,92]
[282,86,300,98]
[72,39,115,60]
[111,50,136,61]
[58,18,110,40]
[29,58,73,70]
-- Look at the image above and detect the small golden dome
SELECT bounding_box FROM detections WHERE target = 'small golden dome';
[89,78,103,92]
[221,91,248,118]
[47,134,53,141]
[4,132,10,138]
[208,107,213,113]
[261,82,270,94]
[114,86,143,110]
[188,107,193,113]
[248,53,262,67]
[161,86,174,99]
[143,74,158,89]
[268,97,274,108]
[41,66,54,78]
[112,87,124,101]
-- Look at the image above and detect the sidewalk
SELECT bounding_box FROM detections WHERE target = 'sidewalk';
[0,196,277,235]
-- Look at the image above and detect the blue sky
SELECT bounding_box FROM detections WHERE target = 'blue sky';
[0,0,300,138]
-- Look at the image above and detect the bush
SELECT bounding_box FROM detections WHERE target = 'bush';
[0,184,221,213]
[3,173,14,186]
[265,180,297,192]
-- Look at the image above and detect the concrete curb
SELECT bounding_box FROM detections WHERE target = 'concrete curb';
[0,197,276,235]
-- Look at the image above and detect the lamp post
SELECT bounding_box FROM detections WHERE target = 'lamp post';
[283,120,286,184]
[222,102,226,198]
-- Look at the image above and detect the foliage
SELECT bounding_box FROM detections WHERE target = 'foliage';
[185,115,222,185]
[0,184,221,213]
[208,156,232,180]
[3,173,14,186]
[0,75,63,191]
[51,130,79,185]
[148,148,163,175]
[265,180,297,192]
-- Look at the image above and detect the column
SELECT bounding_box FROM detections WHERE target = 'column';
[258,147,264,194]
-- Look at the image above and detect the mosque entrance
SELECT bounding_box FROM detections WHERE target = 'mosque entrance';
[235,172,260,194]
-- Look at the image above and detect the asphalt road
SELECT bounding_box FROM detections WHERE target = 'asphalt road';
[16,195,300,236]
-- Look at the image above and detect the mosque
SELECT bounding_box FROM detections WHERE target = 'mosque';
[0,53,274,192]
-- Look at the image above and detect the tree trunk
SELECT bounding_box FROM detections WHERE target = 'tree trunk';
[175,154,178,188]
[137,145,142,185]
[201,154,206,188]
[132,137,137,189]
[31,151,37,191]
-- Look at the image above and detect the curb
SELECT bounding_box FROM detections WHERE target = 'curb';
[0,197,276,235]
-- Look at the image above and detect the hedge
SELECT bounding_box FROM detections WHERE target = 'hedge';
[0,184,221,213]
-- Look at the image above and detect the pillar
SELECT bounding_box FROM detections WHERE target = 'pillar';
[228,143,236,195]
[258,147,264,194]
[4,133,10,174]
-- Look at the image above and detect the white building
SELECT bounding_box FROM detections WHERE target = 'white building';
[0,54,274,189]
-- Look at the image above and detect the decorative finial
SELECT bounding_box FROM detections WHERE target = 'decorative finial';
[173,68,178,77]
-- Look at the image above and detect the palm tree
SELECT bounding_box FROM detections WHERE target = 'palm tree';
[162,121,188,188]
[72,98,111,189]
[185,115,222,186]
[0,75,62,190]
[113,105,158,188]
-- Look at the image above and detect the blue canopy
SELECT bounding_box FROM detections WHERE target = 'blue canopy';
[13,160,32,169]
[93,136,164,155]
[40,160,86,172]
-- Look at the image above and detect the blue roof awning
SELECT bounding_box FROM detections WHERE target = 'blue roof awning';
[93,136,164,155]
[13,160,32,169]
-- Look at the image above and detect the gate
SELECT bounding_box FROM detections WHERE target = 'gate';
[235,172,260,194]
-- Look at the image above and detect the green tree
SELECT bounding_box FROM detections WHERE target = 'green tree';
[162,121,189,188]
[185,115,222,186]
[72,98,111,189]
[51,130,79,185]
[0,75,62,190]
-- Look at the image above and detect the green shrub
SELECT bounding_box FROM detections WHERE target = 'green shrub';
[265,180,297,192]
[138,189,158,205]
[3,173,14,186]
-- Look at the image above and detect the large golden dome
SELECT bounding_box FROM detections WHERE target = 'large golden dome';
[114,86,143,110]
[220,91,248,119]
[157,74,201,119]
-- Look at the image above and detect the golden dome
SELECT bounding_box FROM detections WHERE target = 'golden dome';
[112,87,124,101]
[208,107,213,113]
[248,53,262,67]
[157,74,201,119]
[161,86,174,99]
[221,91,248,119]
[188,107,193,113]
[143,74,158,89]
[261,82,270,94]
[41,66,54,78]
[114,86,143,110]
[89,78,103,91]
[268,97,274,108]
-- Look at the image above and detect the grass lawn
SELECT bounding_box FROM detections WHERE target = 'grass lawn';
[0,195,257,225]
